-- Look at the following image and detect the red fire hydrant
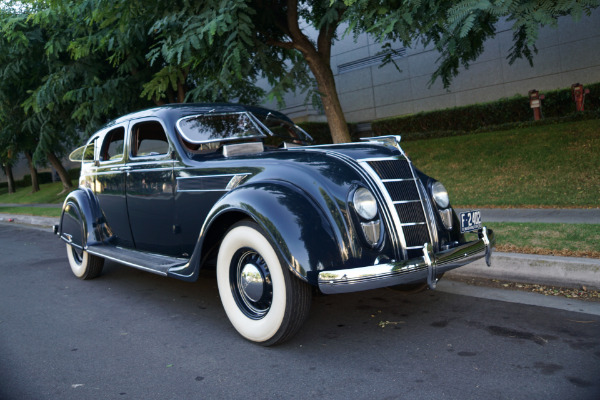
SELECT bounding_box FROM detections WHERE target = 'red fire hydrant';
[571,83,590,112]
[528,89,545,121]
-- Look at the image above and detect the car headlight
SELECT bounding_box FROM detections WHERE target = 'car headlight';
[353,187,378,220]
[432,181,449,209]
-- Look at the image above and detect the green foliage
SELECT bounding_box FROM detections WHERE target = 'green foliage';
[372,82,600,138]
[345,0,599,88]
[2,0,598,156]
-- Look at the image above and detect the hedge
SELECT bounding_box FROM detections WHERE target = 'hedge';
[371,81,600,137]
[1,168,81,190]
[296,121,358,145]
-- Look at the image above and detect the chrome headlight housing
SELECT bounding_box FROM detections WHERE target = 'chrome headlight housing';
[431,181,449,209]
[353,187,378,220]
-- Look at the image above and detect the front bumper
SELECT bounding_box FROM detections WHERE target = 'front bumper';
[318,227,495,294]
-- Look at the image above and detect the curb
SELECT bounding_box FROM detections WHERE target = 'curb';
[0,213,58,228]
[445,252,600,291]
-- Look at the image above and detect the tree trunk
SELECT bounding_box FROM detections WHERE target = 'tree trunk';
[3,164,16,194]
[24,151,40,193]
[46,151,73,192]
[283,0,351,144]
[305,56,351,143]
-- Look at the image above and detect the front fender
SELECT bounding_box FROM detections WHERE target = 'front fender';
[169,181,343,285]
[59,188,108,249]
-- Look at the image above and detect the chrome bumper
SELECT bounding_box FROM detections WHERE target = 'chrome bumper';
[318,228,495,294]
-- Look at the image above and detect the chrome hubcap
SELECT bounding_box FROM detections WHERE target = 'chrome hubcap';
[231,249,272,319]
[240,263,264,302]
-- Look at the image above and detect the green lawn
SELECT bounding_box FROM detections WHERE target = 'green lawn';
[402,119,600,207]
[466,222,600,258]
[0,182,71,204]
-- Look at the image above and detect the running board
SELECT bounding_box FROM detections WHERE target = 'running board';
[86,245,188,276]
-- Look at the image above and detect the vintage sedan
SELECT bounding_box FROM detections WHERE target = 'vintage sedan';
[58,104,494,345]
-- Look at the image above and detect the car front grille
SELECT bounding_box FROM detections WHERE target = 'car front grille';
[364,158,432,260]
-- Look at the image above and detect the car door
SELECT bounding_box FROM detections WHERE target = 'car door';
[125,118,177,256]
[94,124,135,248]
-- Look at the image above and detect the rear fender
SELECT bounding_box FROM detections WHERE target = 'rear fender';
[59,188,108,249]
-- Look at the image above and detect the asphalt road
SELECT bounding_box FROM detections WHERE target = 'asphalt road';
[1,224,599,400]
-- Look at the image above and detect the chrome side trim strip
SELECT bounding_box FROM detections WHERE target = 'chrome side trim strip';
[176,173,250,193]
[382,178,415,183]
[392,200,421,204]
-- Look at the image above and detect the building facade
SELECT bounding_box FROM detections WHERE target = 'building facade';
[272,10,600,124]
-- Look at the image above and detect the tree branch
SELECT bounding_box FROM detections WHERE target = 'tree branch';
[285,0,316,56]
[317,5,347,64]
[266,39,295,50]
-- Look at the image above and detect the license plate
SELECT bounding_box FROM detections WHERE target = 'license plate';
[460,210,482,233]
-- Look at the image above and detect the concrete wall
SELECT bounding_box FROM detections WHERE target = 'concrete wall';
[276,10,600,123]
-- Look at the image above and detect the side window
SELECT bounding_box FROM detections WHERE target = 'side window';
[131,121,169,158]
[100,127,125,162]
[82,139,96,163]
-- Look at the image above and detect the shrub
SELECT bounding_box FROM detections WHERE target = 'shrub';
[372,81,600,137]
[297,122,358,145]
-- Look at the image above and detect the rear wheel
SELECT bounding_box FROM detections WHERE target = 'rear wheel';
[66,243,104,280]
[216,221,311,346]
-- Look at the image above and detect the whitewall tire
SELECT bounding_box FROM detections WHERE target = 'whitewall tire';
[66,243,104,280]
[216,221,311,346]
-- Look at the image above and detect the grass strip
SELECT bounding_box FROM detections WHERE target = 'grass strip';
[402,119,600,207]
[465,222,600,259]
[0,207,62,217]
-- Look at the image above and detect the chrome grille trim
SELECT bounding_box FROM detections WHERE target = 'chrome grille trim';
[415,174,439,251]
[359,156,437,259]
[321,151,405,259]
[357,159,408,260]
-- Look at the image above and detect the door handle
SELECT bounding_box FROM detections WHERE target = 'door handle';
[119,166,132,171]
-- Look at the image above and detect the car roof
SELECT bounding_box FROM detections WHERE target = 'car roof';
[100,103,293,131]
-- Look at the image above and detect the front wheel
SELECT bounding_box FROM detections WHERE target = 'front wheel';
[66,243,104,280]
[216,221,311,346]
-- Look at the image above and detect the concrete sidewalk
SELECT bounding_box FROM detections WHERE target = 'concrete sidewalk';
[1,209,599,290]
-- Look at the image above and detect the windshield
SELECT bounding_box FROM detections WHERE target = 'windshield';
[176,110,313,146]
[250,111,313,145]
[177,112,266,144]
